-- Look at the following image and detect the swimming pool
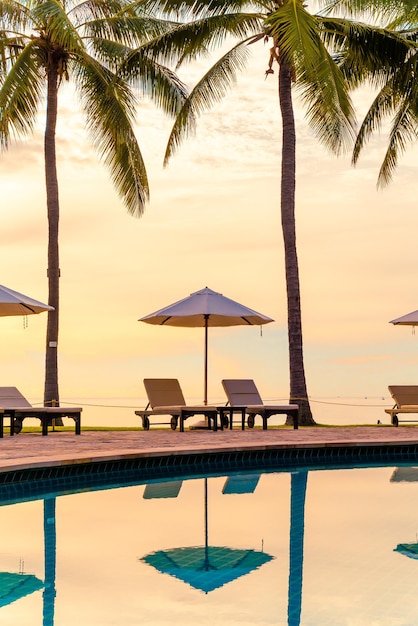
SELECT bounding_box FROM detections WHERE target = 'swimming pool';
[1,463,418,625]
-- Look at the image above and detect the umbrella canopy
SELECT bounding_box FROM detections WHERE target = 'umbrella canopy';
[141,545,273,593]
[0,572,43,607]
[0,284,53,317]
[390,310,418,326]
[139,287,273,403]
[140,286,274,328]
[394,543,418,560]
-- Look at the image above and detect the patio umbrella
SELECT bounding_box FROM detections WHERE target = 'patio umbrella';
[141,478,274,593]
[139,287,273,404]
[0,284,53,317]
[390,310,418,328]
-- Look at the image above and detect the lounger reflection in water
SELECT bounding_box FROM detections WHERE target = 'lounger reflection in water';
[0,387,82,436]
[220,379,299,430]
[222,474,260,494]
[143,481,183,499]
[135,379,219,432]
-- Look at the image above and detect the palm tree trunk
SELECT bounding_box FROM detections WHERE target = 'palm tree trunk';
[44,62,61,415]
[278,59,315,426]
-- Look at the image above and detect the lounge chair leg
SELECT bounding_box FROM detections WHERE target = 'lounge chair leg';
[12,417,22,435]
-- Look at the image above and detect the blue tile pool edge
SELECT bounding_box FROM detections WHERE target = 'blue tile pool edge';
[1,442,418,505]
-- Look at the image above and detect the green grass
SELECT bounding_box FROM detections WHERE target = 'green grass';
[10,423,396,434]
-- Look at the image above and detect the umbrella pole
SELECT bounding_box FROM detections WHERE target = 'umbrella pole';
[204,315,209,405]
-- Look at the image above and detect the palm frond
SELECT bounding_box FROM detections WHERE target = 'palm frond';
[32,0,83,53]
[134,0,259,21]
[136,13,262,69]
[84,15,179,49]
[68,0,130,26]
[75,56,149,216]
[164,40,250,164]
[352,85,396,165]
[320,17,416,90]
[84,37,132,70]
[0,0,33,32]
[265,0,322,68]
[317,0,416,24]
[118,46,189,117]
[295,46,356,154]
[0,39,44,148]
[377,101,418,187]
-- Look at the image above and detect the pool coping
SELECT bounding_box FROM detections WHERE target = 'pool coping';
[1,426,418,476]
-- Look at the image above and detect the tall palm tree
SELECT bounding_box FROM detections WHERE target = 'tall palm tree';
[0,0,188,408]
[140,0,361,425]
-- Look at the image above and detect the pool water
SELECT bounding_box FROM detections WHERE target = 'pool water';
[1,464,418,625]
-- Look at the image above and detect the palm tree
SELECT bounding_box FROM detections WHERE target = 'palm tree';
[140,0,413,425]
[139,0,362,425]
[0,0,188,408]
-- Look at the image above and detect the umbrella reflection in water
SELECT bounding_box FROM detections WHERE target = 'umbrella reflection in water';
[391,467,418,563]
[0,571,43,608]
[141,478,274,593]
[0,498,56,624]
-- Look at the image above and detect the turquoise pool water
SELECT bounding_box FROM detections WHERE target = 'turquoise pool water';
[1,463,418,625]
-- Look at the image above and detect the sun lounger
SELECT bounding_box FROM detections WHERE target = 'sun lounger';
[385,385,418,426]
[135,378,219,432]
[0,387,82,436]
[220,379,299,430]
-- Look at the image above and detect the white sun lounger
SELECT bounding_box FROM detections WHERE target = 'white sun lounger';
[0,386,81,436]
[220,379,299,430]
[135,378,219,432]
[385,385,418,426]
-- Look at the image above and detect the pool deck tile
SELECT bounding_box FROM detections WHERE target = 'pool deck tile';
[1,426,418,473]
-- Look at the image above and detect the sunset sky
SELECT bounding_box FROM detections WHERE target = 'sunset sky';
[1,37,417,423]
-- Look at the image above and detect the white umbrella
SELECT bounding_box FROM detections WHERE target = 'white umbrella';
[390,310,418,326]
[0,284,53,317]
[139,287,273,404]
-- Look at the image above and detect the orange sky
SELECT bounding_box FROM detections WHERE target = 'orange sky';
[1,43,417,422]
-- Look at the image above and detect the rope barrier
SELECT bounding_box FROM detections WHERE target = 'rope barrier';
[32,396,392,410]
